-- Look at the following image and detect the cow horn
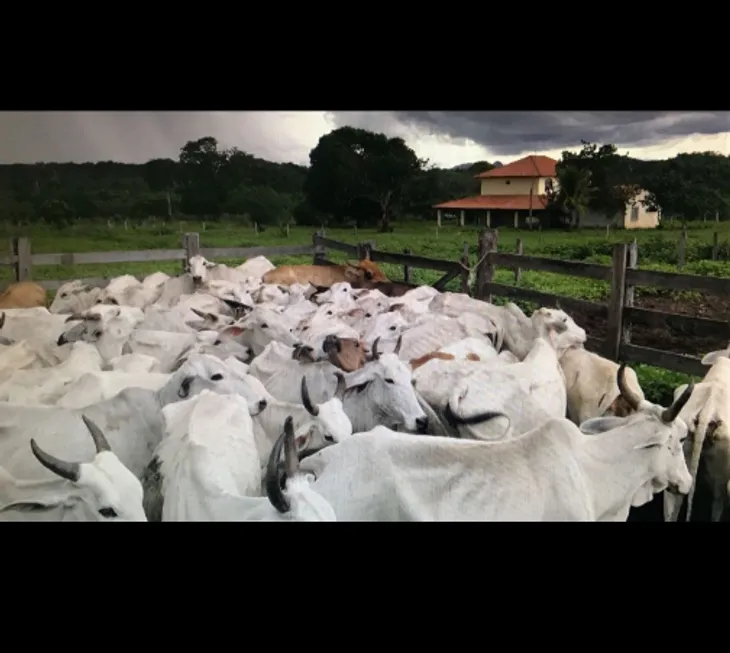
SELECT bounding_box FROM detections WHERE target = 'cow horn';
[334,372,347,401]
[265,416,295,513]
[371,337,381,360]
[82,415,111,453]
[29,438,80,482]
[616,363,642,412]
[393,334,403,355]
[661,381,694,424]
[443,402,508,427]
[301,376,319,416]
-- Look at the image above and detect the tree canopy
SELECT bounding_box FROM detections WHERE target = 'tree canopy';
[0,127,728,229]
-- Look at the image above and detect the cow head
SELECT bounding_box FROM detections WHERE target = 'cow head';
[322,334,366,371]
[162,354,268,416]
[187,255,217,285]
[264,416,337,521]
[297,373,352,451]
[29,416,147,521]
[345,350,427,433]
[343,258,389,283]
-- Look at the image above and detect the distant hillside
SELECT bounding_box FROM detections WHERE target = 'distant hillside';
[451,160,502,171]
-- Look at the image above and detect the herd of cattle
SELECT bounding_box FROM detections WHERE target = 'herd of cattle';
[0,249,727,521]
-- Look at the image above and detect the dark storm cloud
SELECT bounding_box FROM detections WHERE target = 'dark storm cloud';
[0,112,204,163]
[0,111,315,165]
[376,112,730,155]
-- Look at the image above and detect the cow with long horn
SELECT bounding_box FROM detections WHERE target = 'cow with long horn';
[265,416,337,520]
[6,416,148,521]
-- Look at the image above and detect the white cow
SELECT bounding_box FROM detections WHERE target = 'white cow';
[0,354,269,484]
[143,396,335,521]
[49,280,103,314]
[300,383,695,521]
[254,341,428,434]
[664,344,730,522]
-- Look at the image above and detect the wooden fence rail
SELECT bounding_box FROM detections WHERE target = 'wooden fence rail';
[1,228,727,378]
[473,228,725,377]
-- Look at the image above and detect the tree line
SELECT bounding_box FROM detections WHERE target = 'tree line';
[0,127,729,231]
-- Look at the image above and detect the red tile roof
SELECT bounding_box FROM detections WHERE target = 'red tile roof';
[433,194,549,211]
[476,155,557,179]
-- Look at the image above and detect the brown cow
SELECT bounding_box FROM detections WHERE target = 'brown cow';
[0,281,47,309]
[292,335,366,372]
[351,279,420,297]
[262,258,389,287]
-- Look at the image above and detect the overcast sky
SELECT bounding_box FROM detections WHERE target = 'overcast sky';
[0,111,728,169]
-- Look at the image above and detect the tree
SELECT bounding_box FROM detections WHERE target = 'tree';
[142,158,178,217]
[547,166,595,228]
[177,137,230,217]
[560,140,639,219]
[304,126,423,230]
[225,185,295,226]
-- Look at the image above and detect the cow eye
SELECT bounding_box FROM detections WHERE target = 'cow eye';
[261,323,268,328]
[98,507,117,518]
[365,313,372,318]
[60,293,67,298]
[327,310,333,316]
[96,299,103,304]
[214,339,222,345]
[110,298,119,305]
[389,326,397,331]
[385,378,395,384]
[211,373,223,381]
[324,434,335,442]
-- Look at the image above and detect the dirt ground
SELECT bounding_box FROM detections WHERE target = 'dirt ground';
[570,292,730,358]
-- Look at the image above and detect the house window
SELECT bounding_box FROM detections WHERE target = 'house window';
[630,204,639,222]
[544,178,554,192]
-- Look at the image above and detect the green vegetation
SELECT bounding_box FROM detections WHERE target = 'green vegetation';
[2,127,729,410]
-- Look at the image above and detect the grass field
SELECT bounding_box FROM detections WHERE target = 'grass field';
[2,219,730,406]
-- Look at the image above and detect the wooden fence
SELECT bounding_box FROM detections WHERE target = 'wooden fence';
[1,229,727,378]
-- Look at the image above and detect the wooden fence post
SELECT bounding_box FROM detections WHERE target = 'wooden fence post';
[403,249,412,283]
[514,238,523,283]
[13,237,31,281]
[312,230,327,264]
[460,243,470,295]
[475,228,498,302]
[604,242,629,361]
[677,228,687,270]
[182,232,200,272]
[357,242,374,260]
[622,239,638,346]
[712,231,719,260]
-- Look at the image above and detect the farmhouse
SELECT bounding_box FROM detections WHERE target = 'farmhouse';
[433,155,658,230]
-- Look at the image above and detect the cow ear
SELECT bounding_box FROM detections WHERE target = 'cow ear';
[177,375,195,398]
[701,349,729,365]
